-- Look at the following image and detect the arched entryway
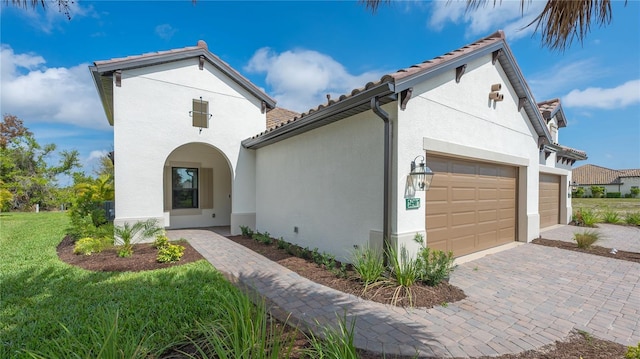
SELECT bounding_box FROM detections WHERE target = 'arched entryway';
[163,143,232,229]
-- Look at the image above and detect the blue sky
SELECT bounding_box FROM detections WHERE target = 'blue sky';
[1,0,639,180]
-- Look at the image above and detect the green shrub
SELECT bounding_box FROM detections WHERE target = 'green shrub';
[156,243,185,263]
[276,237,288,250]
[630,187,640,198]
[351,245,385,289]
[626,342,640,359]
[73,236,113,255]
[572,187,585,198]
[153,234,169,249]
[239,225,254,238]
[605,192,621,198]
[416,247,455,286]
[590,186,605,198]
[601,208,621,224]
[573,208,599,227]
[573,230,601,249]
[251,231,272,245]
[624,211,640,226]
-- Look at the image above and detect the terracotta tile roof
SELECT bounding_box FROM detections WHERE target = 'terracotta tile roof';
[572,164,640,185]
[266,107,300,129]
[558,145,587,158]
[245,30,548,147]
[537,98,567,128]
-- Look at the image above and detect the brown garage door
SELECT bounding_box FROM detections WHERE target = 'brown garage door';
[425,155,517,257]
[539,173,560,228]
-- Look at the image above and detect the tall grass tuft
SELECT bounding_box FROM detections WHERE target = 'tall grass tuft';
[573,208,599,227]
[387,245,419,306]
[601,208,621,224]
[24,309,151,359]
[624,211,640,226]
[351,245,385,292]
[187,291,294,359]
[306,313,358,359]
[573,230,601,249]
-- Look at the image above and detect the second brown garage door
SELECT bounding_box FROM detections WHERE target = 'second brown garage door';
[425,155,517,257]
[539,173,560,228]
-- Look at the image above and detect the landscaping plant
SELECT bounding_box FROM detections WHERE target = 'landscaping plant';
[387,244,419,306]
[187,291,295,359]
[626,342,640,359]
[573,230,601,249]
[114,218,162,257]
[573,208,599,227]
[624,211,640,226]
[73,236,113,255]
[601,208,621,224]
[306,313,358,359]
[157,243,186,263]
[239,225,254,238]
[416,247,455,286]
[351,245,385,291]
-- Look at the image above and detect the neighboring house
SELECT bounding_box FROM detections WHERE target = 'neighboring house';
[90,30,586,261]
[572,164,640,197]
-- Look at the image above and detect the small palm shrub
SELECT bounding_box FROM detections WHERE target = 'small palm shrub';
[601,208,621,224]
[416,247,455,286]
[73,236,113,255]
[624,211,640,226]
[351,245,385,290]
[157,243,185,263]
[573,230,601,249]
[114,219,162,258]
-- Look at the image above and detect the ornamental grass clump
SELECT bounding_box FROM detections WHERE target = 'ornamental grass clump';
[387,245,419,306]
[351,245,385,292]
[573,230,601,249]
[624,211,640,226]
[601,208,621,224]
[573,208,599,227]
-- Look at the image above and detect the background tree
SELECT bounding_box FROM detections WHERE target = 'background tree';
[362,0,623,51]
[0,114,80,211]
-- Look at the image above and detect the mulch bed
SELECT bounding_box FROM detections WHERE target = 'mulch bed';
[533,238,640,264]
[57,235,205,272]
[226,235,466,309]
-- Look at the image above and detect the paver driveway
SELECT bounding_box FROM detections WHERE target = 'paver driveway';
[169,229,640,358]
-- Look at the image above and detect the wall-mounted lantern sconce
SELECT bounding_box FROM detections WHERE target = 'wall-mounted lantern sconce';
[409,155,434,191]
[489,83,504,102]
[569,180,579,198]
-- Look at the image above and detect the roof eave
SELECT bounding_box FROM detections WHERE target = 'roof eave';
[242,82,395,149]
[92,47,276,110]
[89,65,114,126]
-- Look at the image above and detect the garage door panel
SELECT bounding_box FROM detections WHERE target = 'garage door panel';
[539,174,560,228]
[426,155,517,257]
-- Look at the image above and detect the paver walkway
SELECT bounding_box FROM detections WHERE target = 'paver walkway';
[168,229,640,358]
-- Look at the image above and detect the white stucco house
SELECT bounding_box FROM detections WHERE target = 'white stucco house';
[572,164,640,197]
[90,30,586,261]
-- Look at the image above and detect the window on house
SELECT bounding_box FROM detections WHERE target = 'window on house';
[192,99,209,128]
[172,167,198,209]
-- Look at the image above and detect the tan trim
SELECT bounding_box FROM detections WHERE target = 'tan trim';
[201,168,213,209]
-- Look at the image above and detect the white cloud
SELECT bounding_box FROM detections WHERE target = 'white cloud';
[0,45,110,130]
[245,47,386,112]
[562,79,640,109]
[428,0,545,41]
[155,24,177,40]
[527,58,605,100]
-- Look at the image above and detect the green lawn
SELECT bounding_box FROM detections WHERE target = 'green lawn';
[0,212,238,358]
[572,198,640,214]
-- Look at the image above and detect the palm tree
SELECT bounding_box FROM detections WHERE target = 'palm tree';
[361,0,623,51]
[4,0,71,19]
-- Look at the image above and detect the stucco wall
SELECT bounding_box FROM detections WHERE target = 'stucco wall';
[112,57,265,234]
[255,110,385,262]
[396,54,550,252]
